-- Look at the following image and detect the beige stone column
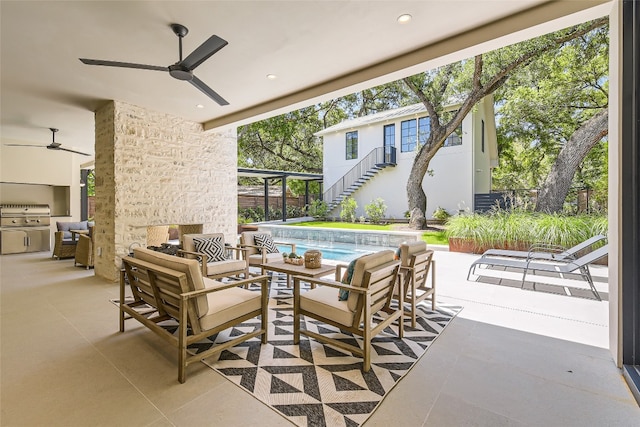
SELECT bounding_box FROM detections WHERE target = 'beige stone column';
[94,101,237,281]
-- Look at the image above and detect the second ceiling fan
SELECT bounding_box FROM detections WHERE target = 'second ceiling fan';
[80,23,229,106]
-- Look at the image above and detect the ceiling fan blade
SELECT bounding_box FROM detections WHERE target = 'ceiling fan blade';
[189,75,229,106]
[3,143,46,148]
[79,58,168,72]
[180,35,228,71]
[58,147,92,156]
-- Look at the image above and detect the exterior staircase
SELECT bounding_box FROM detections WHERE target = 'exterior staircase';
[323,146,396,212]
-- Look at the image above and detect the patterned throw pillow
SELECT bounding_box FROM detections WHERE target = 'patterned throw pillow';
[253,234,279,254]
[193,236,226,262]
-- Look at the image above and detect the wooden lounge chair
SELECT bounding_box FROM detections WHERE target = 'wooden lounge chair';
[467,244,608,301]
[293,250,402,372]
[480,234,607,262]
[239,230,296,273]
[396,241,435,327]
[120,248,269,383]
[179,233,249,280]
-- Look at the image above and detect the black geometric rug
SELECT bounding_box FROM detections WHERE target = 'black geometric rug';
[187,274,462,427]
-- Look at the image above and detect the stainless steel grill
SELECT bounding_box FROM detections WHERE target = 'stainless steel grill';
[0,204,51,254]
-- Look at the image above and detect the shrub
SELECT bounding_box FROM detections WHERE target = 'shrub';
[365,198,387,224]
[432,206,451,221]
[339,197,357,223]
[307,199,329,220]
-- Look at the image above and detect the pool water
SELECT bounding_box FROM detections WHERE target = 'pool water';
[277,240,384,263]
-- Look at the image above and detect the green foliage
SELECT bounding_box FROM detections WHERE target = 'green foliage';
[339,197,357,223]
[307,199,329,220]
[364,198,387,224]
[432,207,451,221]
[446,211,607,249]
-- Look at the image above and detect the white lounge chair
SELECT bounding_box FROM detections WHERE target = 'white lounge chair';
[480,234,607,262]
[468,244,608,300]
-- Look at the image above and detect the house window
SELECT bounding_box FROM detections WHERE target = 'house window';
[383,124,395,148]
[418,117,430,149]
[401,119,417,152]
[444,124,463,147]
[481,120,485,153]
[345,131,358,160]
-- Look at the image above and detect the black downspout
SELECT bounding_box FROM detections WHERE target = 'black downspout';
[264,178,269,222]
[281,176,287,222]
[80,169,89,221]
[305,181,310,215]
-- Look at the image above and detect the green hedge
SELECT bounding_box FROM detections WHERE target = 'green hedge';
[445,212,608,248]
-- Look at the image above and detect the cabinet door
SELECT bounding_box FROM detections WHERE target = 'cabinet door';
[1,230,28,254]
[26,229,51,252]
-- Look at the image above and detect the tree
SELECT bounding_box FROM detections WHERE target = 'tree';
[535,109,608,212]
[493,23,609,212]
[402,17,608,229]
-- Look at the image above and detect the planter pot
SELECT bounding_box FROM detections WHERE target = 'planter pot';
[448,238,531,254]
[238,224,259,234]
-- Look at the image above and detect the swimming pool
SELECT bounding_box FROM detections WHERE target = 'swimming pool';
[263,224,422,263]
[276,240,379,263]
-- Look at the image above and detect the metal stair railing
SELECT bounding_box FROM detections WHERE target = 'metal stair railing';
[323,146,396,208]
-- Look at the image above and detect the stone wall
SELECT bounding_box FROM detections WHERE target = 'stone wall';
[94,101,237,281]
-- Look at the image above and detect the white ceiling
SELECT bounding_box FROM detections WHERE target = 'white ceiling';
[0,1,610,156]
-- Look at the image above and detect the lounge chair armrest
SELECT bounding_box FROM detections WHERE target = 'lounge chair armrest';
[273,241,296,252]
[334,263,350,281]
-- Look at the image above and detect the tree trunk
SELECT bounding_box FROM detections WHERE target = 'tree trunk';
[535,109,608,213]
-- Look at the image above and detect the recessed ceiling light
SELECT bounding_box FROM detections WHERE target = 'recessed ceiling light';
[266,74,277,80]
[397,14,412,24]
[196,104,204,109]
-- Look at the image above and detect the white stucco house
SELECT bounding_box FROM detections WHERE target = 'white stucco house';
[316,95,498,220]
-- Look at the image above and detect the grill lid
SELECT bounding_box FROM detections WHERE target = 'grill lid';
[0,204,51,216]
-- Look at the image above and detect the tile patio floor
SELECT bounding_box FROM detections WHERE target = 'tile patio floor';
[1,247,638,426]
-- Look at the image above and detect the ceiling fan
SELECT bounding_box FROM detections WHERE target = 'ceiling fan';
[79,23,229,106]
[4,128,91,156]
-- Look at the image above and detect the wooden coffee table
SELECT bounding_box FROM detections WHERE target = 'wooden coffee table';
[260,261,336,289]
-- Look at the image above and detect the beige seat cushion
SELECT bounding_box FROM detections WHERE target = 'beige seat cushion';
[206,259,247,276]
[347,250,395,311]
[133,248,209,317]
[400,241,427,266]
[300,286,355,327]
[248,252,282,265]
[199,286,262,331]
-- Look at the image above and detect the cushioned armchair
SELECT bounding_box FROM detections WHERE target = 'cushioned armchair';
[52,220,90,260]
[293,250,402,372]
[397,241,435,327]
[74,226,95,269]
[121,248,269,383]
[239,231,296,273]
[179,233,249,280]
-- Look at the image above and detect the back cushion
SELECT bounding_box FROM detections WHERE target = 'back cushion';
[400,241,427,266]
[347,250,395,312]
[133,248,208,317]
[56,221,88,239]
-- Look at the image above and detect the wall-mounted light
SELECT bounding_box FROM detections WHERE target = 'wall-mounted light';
[80,180,86,187]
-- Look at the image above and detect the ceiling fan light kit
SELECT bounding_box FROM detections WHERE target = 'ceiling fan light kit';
[79,23,229,106]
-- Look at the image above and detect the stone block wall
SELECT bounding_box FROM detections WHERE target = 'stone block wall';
[94,101,237,281]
